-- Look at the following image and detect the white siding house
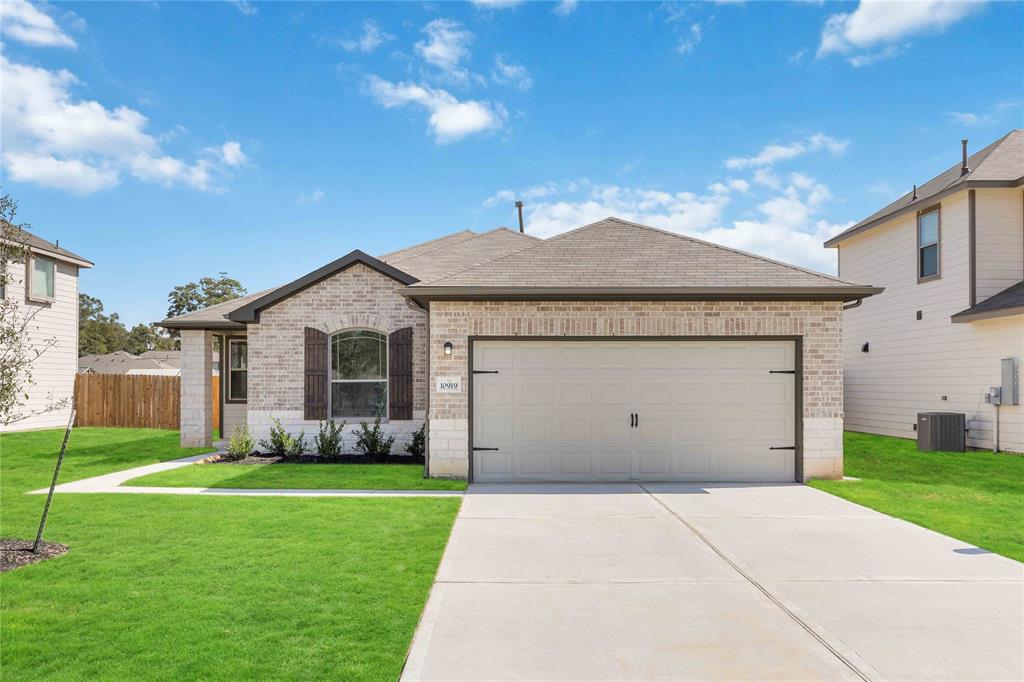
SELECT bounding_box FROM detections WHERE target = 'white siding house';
[1,232,92,432]
[827,131,1024,453]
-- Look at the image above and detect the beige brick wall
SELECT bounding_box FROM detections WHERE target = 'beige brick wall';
[427,300,844,481]
[246,263,427,445]
[180,329,213,447]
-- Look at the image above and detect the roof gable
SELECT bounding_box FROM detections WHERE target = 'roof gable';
[412,217,865,290]
[826,130,1024,247]
[227,250,417,323]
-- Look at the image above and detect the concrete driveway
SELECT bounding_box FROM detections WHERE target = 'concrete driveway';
[402,483,1023,681]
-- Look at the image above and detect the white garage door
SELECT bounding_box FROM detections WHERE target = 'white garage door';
[471,339,797,483]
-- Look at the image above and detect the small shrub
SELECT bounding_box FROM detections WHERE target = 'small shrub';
[315,419,346,460]
[354,417,395,463]
[405,423,425,457]
[258,418,305,460]
[225,423,255,461]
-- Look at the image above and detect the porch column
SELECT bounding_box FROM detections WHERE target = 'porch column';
[180,329,213,447]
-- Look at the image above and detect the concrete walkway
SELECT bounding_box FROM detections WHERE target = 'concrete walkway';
[402,483,1024,681]
[28,455,463,498]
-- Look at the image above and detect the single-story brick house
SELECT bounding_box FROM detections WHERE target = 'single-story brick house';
[159,217,881,482]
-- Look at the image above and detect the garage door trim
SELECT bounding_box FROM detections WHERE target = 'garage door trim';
[467,335,804,483]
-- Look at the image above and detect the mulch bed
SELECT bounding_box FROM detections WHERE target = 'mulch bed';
[1,539,68,573]
[205,453,425,465]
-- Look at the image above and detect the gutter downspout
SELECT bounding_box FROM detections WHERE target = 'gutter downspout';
[843,298,863,311]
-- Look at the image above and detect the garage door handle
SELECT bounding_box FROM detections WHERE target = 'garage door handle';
[473,370,500,375]
[472,447,499,451]
[769,446,796,451]
[769,370,796,375]
[630,412,636,428]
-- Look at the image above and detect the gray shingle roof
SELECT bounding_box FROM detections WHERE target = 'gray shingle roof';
[157,288,276,329]
[412,217,869,290]
[3,228,92,266]
[951,280,1024,323]
[157,227,538,328]
[826,130,1024,247]
[384,228,539,282]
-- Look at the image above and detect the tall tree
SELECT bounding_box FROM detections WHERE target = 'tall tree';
[78,294,129,356]
[0,192,69,426]
[125,323,176,354]
[166,275,247,318]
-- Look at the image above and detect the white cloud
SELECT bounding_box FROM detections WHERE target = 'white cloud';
[847,43,903,68]
[676,23,702,55]
[753,168,781,189]
[817,0,983,64]
[227,0,258,16]
[0,0,76,48]
[492,54,533,91]
[340,19,394,53]
[484,171,847,273]
[470,0,524,8]
[219,141,247,166]
[298,188,325,205]
[724,133,849,169]
[1,55,246,194]
[365,75,506,143]
[415,18,474,82]
[553,0,578,16]
[947,101,1020,127]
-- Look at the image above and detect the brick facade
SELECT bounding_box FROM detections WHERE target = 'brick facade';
[246,263,428,447]
[180,329,213,447]
[428,300,844,481]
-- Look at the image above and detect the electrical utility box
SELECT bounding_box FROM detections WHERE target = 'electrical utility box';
[1001,357,1019,405]
[917,412,966,452]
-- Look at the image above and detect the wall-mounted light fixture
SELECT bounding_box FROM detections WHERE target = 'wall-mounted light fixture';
[443,341,453,356]
[861,342,870,353]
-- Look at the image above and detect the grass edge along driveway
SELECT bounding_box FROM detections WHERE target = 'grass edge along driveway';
[1,427,460,680]
[810,431,1024,563]
[124,461,467,491]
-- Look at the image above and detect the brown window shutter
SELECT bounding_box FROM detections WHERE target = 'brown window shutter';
[388,327,413,420]
[304,327,328,420]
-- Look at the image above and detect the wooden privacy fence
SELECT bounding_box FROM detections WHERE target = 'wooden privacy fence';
[75,374,180,429]
[74,374,221,431]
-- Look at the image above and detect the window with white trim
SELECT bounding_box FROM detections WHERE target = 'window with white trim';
[28,256,55,302]
[917,207,940,280]
[330,330,387,419]
[227,339,247,401]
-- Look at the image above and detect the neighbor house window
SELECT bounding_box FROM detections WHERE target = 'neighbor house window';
[28,256,55,302]
[917,207,940,280]
[330,330,387,419]
[227,339,247,401]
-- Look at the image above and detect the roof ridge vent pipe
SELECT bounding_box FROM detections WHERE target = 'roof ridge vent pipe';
[515,201,524,233]
[912,184,918,200]
[961,139,970,176]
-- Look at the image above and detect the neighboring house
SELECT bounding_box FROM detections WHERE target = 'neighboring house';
[78,350,219,376]
[78,350,177,375]
[826,130,1023,453]
[1,231,92,432]
[160,218,881,482]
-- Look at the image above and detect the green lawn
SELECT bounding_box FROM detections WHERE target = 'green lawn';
[0,428,460,680]
[810,432,1024,562]
[125,462,467,491]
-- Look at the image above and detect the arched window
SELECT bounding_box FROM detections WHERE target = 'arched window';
[330,330,387,419]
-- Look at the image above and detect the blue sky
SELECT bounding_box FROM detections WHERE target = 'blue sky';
[2,0,1022,327]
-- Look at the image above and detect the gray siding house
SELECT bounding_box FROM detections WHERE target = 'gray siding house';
[160,218,881,482]
[826,130,1023,453]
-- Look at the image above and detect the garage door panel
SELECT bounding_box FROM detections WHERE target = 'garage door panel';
[520,345,555,369]
[477,344,516,369]
[557,382,593,405]
[472,339,796,483]
[596,344,632,368]
[596,381,632,405]
[478,381,513,407]
[519,381,554,405]
[558,345,594,369]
